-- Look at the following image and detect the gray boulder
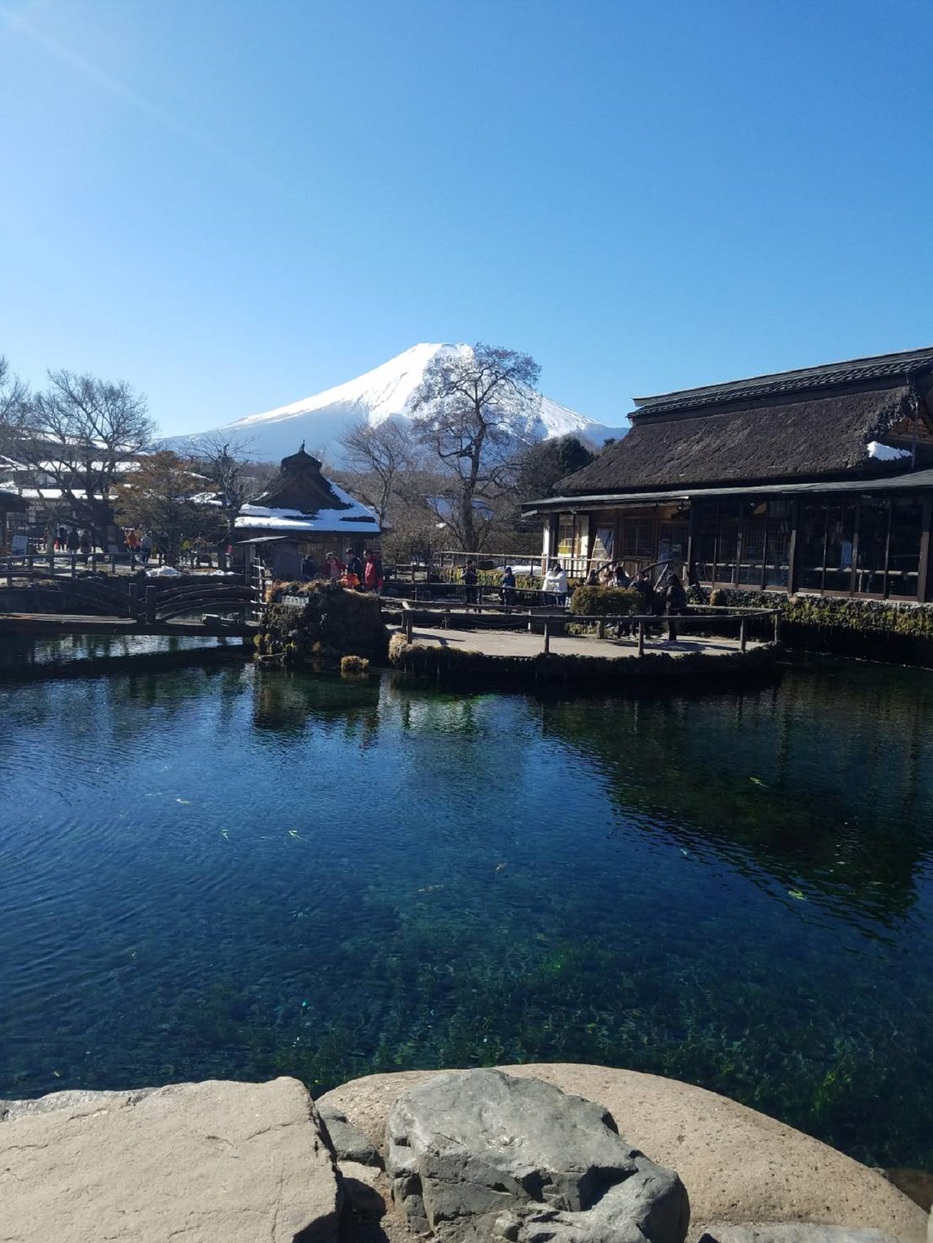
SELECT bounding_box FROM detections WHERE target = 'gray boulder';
[318,1102,384,1167]
[385,1068,689,1243]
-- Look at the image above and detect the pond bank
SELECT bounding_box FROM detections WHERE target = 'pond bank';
[1,1067,927,1243]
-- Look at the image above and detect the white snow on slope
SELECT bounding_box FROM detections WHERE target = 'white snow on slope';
[184,344,624,465]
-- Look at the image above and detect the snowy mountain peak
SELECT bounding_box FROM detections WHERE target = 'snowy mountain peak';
[191,344,623,464]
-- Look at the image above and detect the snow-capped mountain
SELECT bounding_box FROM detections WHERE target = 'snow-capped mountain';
[182,344,624,465]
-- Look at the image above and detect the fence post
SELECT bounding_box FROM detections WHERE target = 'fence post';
[70,555,77,579]
[543,618,550,655]
[597,618,606,640]
[48,549,54,574]
[128,582,139,620]
[637,619,645,656]
[91,552,97,572]
[773,611,781,643]
[145,585,157,624]
[405,610,413,642]
[740,617,747,652]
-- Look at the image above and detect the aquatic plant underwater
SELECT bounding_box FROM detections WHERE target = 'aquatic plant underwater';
[0,653,931,1170]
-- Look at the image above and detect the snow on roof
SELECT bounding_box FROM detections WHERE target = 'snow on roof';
[866,440,912,461]
[235,485,380,534]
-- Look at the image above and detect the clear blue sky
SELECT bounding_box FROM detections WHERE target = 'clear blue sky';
[3,0,933,438]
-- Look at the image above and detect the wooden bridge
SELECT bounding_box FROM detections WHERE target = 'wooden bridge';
[0,558,259,637]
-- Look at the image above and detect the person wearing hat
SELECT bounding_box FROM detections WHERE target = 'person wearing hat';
[501,565,516,607]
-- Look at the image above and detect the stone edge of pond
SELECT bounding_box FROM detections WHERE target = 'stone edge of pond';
[387,633,783,684]
[2,1066,927,1243]
[319,1063,929,1243]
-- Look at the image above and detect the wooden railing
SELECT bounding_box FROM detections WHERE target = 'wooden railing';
[397,600,782,655]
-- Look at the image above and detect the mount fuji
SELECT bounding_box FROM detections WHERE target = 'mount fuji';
[184,344,624,465]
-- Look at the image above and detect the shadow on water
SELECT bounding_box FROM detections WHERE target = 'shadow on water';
[0,644,931,1171]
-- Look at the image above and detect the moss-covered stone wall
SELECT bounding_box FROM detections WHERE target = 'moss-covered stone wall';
[254,580,388,668]
[707,589,933,663]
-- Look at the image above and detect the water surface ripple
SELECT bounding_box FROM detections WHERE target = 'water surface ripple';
[0,654,931,1169]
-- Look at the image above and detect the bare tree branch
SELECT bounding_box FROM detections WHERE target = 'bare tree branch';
[410,343,541,551]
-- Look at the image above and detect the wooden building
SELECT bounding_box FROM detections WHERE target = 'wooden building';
[0,487,28,555]
[528,346,933,602]
[234,446,381,578]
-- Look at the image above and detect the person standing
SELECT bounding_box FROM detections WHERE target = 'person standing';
[543,560,569,606]
[461,559,478,606]
[362,549,383,592]
[78,528,92,563]
[665,573,688,642]
[344,547,364,586]
[501,566,516,607]
[66,527,80,555]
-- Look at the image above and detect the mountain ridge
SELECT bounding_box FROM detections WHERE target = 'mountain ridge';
[180,344,626,465]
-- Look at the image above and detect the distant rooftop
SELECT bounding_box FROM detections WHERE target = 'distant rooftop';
[634,345,933,417]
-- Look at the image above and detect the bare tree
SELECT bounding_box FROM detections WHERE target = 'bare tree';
[410,344,541,551]
[182,431,255,536]
[0,356,29,459]
[23,370,154,539]
[337,416,414,527]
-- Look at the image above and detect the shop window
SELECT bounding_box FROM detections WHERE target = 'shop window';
[854,498,888,595]
[886,497,923,597]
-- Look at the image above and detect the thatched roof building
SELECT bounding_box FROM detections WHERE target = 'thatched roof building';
[235,446,380,577]
[527,347,933,602]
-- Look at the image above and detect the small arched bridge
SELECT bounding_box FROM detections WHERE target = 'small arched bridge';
[0,560,259,637]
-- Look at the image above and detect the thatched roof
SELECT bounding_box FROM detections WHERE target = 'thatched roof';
[560,346,933,496]
[235,446,380,538]
[251,447,351,514]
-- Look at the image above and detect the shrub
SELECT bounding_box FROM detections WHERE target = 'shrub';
[569,586,642,616]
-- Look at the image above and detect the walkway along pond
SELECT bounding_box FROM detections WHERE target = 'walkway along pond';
[0,645,931,1174]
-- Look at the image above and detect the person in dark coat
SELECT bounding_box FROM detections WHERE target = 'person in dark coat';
[462,559,478,606]
[344,547,364,586]
[501,566,516,607]
[665,574,688,642]
[65,527,80,554]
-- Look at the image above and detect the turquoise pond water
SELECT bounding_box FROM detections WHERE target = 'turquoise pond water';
[1,647,931,1169]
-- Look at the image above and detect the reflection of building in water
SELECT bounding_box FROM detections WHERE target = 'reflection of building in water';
[542,667,933,930]
[235,446,380,579]
[528,345,933,602]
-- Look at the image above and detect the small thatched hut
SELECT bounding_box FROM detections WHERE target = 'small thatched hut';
[525,345,933,602]
[235,446,380,579]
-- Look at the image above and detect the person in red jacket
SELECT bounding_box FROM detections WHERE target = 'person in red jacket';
[362,549,383,592]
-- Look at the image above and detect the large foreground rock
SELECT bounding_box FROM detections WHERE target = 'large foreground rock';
[0,1077,340,1242]
[385,1069,689,1243]
[318,1064,928,1243]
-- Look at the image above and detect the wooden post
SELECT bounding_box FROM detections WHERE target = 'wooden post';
[637,619,645,656]
[70,555,76,579]
[597,618,606,640]
[918,495,933,602]
[128,582,139,620]
[543,618,550,654]
[145,585,157,624]
[773,611,781,643]
[405,611,413,642]
[48,549,54,574]
[91,552,97,572]
[740,616,747,652]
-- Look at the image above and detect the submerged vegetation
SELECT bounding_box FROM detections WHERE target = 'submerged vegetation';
[0,653,931,1172]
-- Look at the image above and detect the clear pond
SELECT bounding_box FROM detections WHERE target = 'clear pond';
[1,646,931,1170]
